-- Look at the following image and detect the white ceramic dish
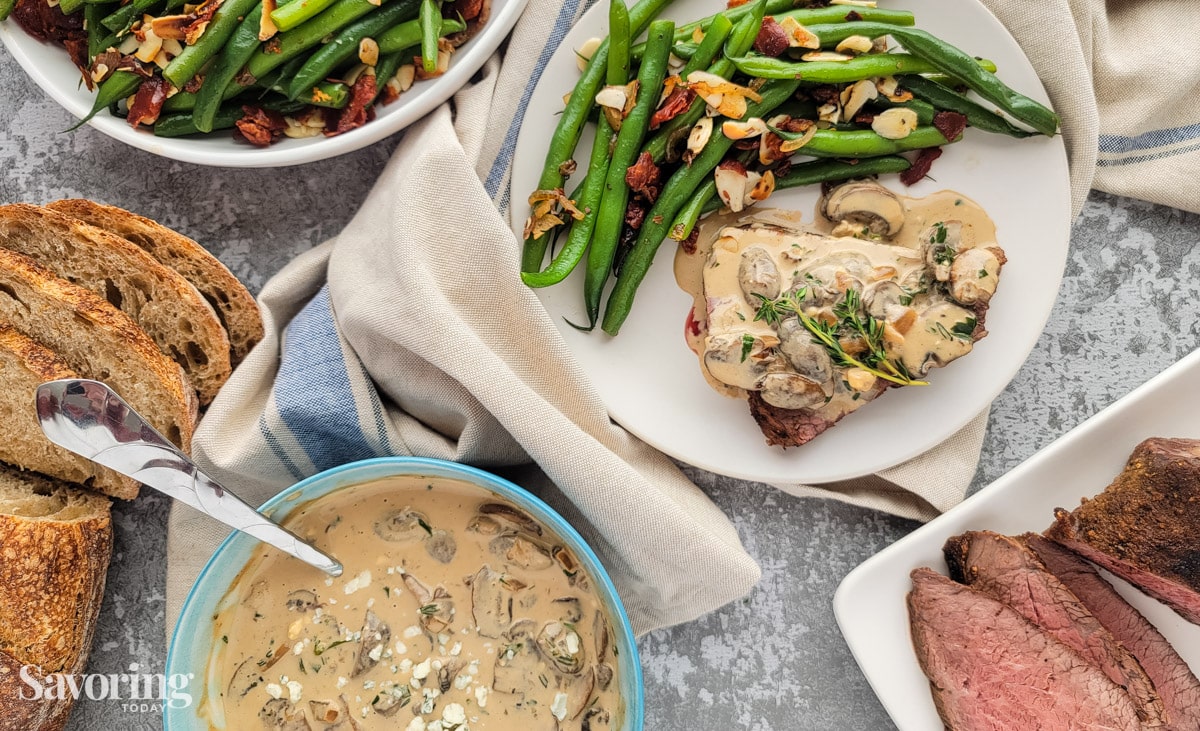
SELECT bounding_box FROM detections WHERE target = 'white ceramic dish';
[834,348,1200,730]
[509,0,1070,484]
[0,0,528,167]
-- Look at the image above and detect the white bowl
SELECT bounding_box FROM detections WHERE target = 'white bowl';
[0,0,528,167]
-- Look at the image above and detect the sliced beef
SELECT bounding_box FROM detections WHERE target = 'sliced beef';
[1026,533,1200,731]
[1047,437,1200,625]
[943,531,1164,727]
[908,567,1145,731]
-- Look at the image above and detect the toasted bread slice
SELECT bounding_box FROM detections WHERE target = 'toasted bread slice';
[0,248,196,492]
[0,327,137,498]
[0,467,111,731]
[46,199,264,366]
[0,204,231,404]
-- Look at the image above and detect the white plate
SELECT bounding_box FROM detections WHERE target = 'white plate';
[834,348,1200,731]
[0,0,528,167]
[509,0,1070,484]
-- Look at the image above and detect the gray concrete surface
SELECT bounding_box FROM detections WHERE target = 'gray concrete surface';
[2,43,1198,731]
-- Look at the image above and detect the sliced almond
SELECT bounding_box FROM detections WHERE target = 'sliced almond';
[834,34,873,55]
[831,0,877,6]
[871,35,889,54]
[161,37,184,57]
[594,85,629,111]
[778,121,816,152]
[119,35,140,55]
[717,94,748,120]
[691,26,704,43]
[359,37,379,66]
[840,78,878,120]
[875,75,912,102]
[817,102,840,126]
[395,64,415,93]
[714,163,750,213]
[844,367,878,391]
[152,49,170,69]
[722,117,767,140]
[259,0,278,40]
[747,169,775,203]
[684,117,713,164]
[134,23,163,63]
[777,16,819,49]
[871,107,918,139]
[575,37,601,72]
[801,51,853,62]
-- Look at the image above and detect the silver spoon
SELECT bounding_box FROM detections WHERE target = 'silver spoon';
[36,379,343,577]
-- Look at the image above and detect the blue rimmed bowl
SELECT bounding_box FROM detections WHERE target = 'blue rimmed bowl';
[165,457,644,730]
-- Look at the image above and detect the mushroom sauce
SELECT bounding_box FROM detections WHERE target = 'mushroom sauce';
[206,477,621,731]
[675,181,1004,421]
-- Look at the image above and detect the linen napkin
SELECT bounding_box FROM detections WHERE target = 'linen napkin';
[166,0,1178,634]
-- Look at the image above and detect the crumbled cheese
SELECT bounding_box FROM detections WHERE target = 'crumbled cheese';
[343,569,372,595]
[325,577,334,587]
[288,619,305,639]
[420,687,439,714]
[449,642,462,656]
[473,685,488,708]
[367,598,376,609]
[467,661,479,676]
[550,692,568,721]
[443,703,467,725]
[438,633,450,646]
[426,722,444,731]
[395,641,407,655]
[265,683,283,699]
[363,680,376,690]
[412,658,432,680]
[387,567,395,575]
[405,719,424,731]
[566,631,580,654]
[337,676,348,690]
[453,673,471,691]
[403,625,422,639]
[369,644,384,662]
[432,659,443,671]
[399,659,413,673]
[292,641,304,656]
[286,680,303,703]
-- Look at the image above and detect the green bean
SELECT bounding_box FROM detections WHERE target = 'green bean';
[667,177,715,242]
[154,106,244,136]
[519,0,630,291]
[601,79,801,335]
[74,70,143,128]
[255,53,308,94]
[244,0,413,83]
[418,0,440,73]
[799,125,961,158]
[805,22,1059,136]
[270,0,338,32]
[520,0,676,273]
[259,97,310,114]
[867,96,935,126]
[632,4,916,58]
[100,0,160,32]
[285,0,419,99]
[729,52,949,83]
[60,0,85,17]
[641,2,761,165]
[676,12,731,73]
[302,80,350,108]
[163,0,261,88]
[191,0,268,132]
[377,15,463,53]
[0,0,14,21]
[583,19,673,325]
[85,4,116,57]
[899,73,1034,138]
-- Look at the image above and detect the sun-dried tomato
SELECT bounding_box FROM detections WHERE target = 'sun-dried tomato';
[933,110,968,143]
[127,76,169,128]
[680,228,700,256]
[326,74,378,136]
[648,86,695,130]
[807,85,840,105]
[726,0,750,7]
[624,200,647,231]
[773,159,793,179]
[184,75,205,94]
[900,147,943,186]
[759,133,785,164]
[753,17,789,58]
[234,105,287,147]
[449,0,484,21]
[12,0,82,44]
[63,38,92,88]
[625,152,661,203]
[853,111,876,126]
[844,10,863,21]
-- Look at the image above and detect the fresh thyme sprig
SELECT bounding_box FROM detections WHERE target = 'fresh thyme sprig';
[753,289,929,388]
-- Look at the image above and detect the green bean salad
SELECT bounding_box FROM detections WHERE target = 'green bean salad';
[1,0,486,143]
[518,0,1059,335]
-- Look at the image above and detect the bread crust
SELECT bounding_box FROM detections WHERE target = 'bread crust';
[0,469,111,731]
[0,204,230,404]
[0,328,137,496]
[46,199,264,366]
[0,248,197,496]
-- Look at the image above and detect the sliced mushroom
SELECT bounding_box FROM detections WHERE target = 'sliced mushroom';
[738,246,781,303]
[369,684,411,717]
[469,565,515,638]
[552,597,583,624]
[777,318,834,386]
[595,662,614,691]
[425,529,457,564]
[493,627,540,695]
[418,587,455,634]
[351,610,391,677]
[536,621,585,675]
[583,707,614,731]
[466,515,501,535]
[863,280,905,320]
[558,665,596,720]
[308,696,356,727]
[372,508,429,542]
[820,181,906,238]
[757,372,828,410]
[489,533,554,571]
[921,220,963,282]
[285,590,318,613]
[552,545,581,581]
[947,246,1002,305]
[703,332,774,390]
[479,503,543,536]
[259,699,312,730]
[402,572,433,604]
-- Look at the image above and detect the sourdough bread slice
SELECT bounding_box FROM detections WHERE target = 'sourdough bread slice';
[0,328,137,498]
[0,247,196,489]
[46,199,264,366]
[0,466,111,731]
[0,204,231,404]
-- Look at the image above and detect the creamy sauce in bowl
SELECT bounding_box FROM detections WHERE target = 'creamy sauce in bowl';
[205,476,622,731]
